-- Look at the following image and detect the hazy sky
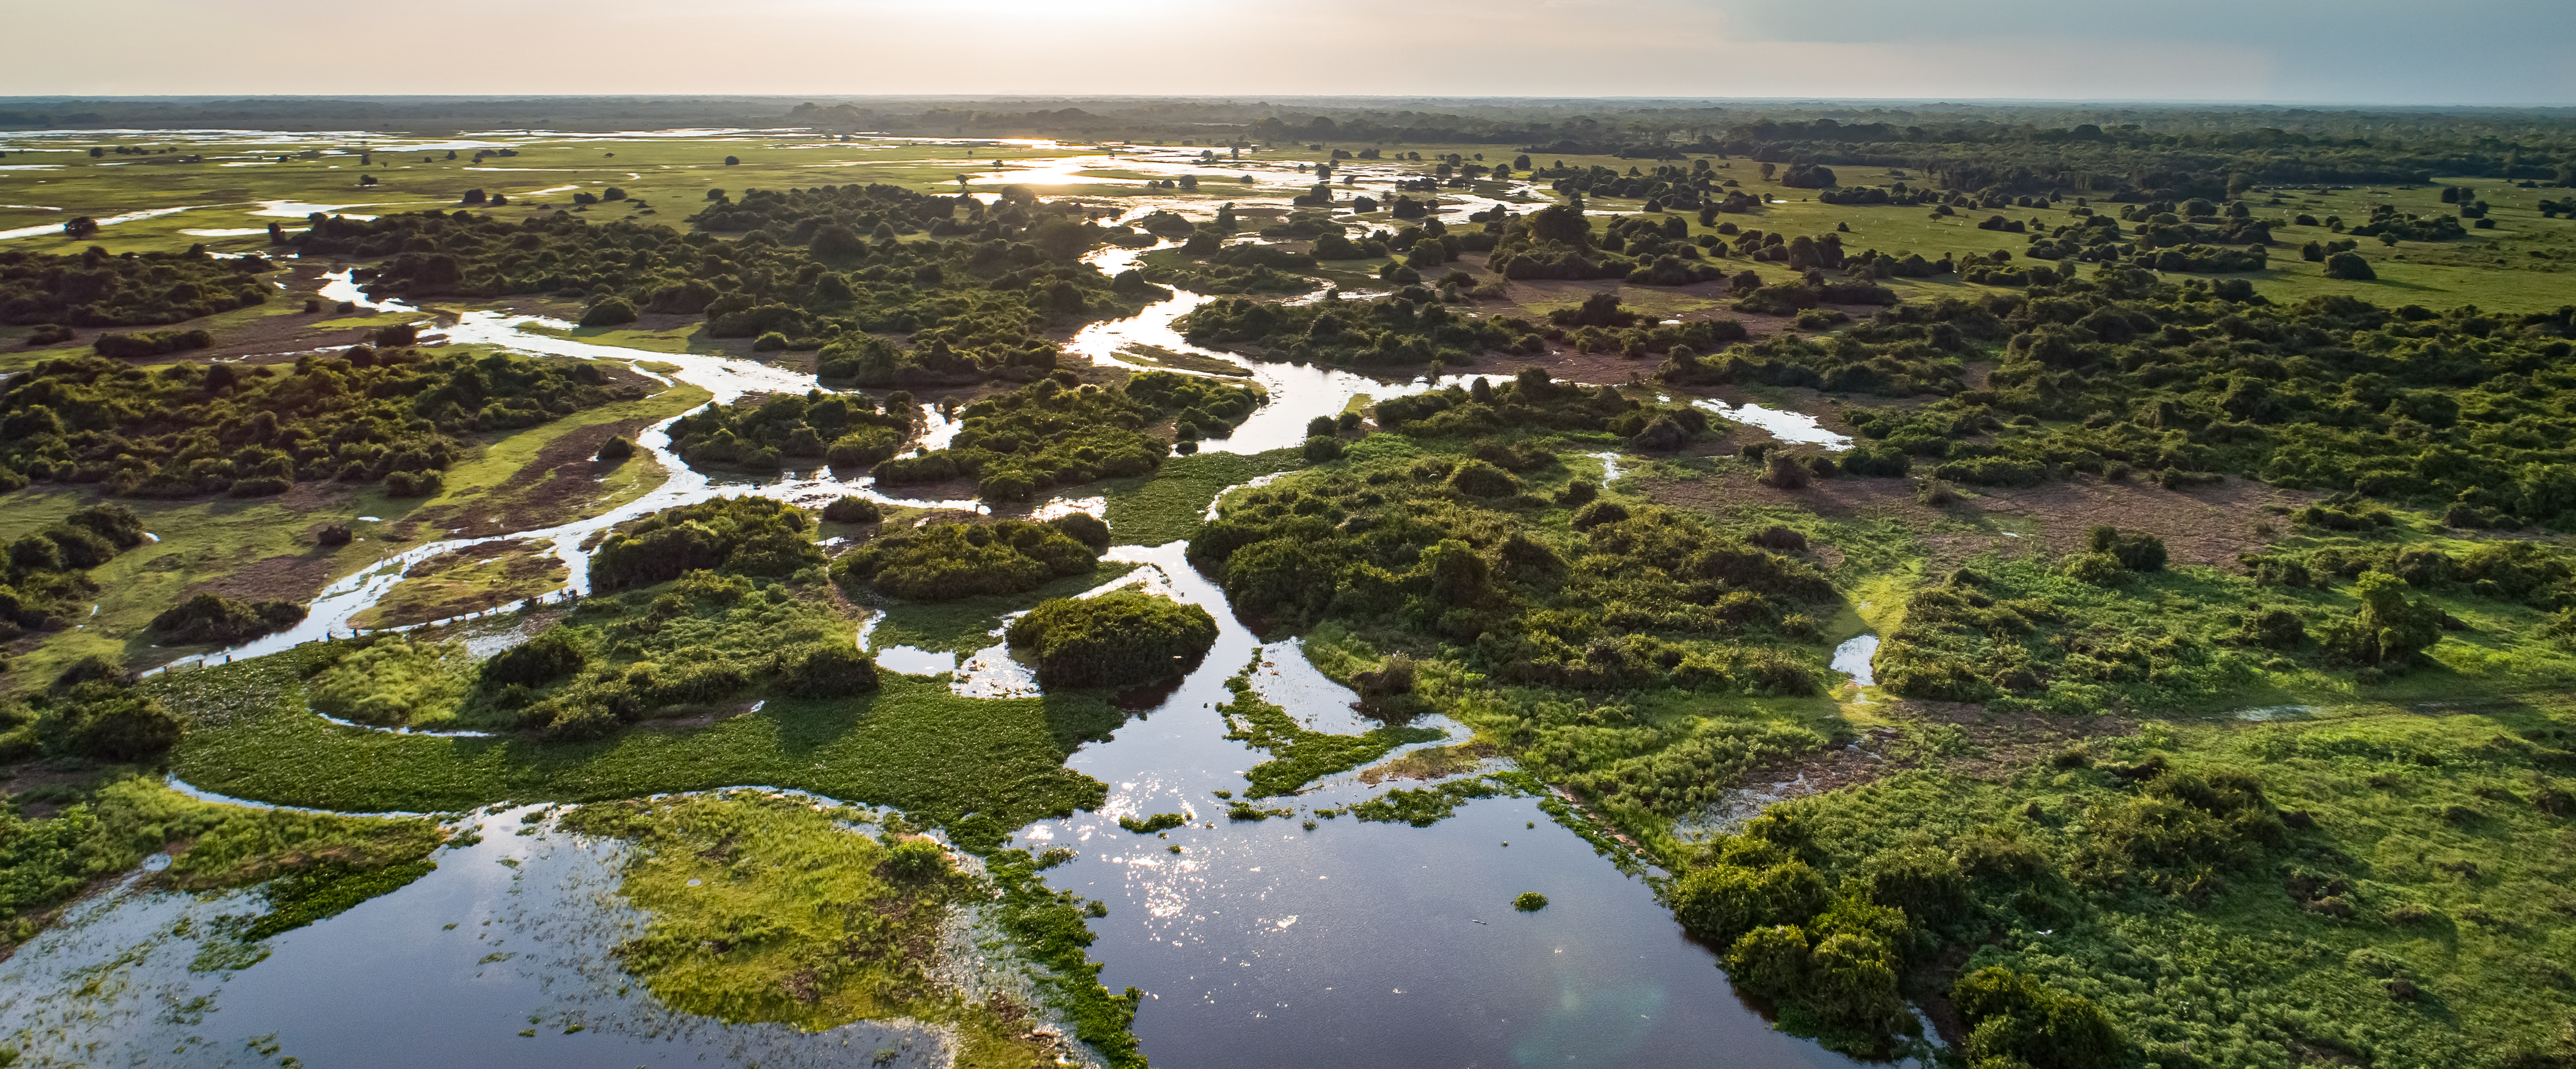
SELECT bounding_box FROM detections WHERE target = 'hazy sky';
[5,0,2571,104]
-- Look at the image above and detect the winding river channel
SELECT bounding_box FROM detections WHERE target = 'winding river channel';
[11,204,1890,1068]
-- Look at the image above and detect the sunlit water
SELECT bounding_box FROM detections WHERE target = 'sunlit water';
[0,805,973,1069]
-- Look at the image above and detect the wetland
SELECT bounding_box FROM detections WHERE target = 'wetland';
[5,98,2576,1069]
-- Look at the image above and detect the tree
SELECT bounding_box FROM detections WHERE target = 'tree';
[724,155,740,166]
[1759,161,1777,181]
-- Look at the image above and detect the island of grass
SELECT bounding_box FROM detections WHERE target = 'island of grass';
[559,792,1079,1068]
[1005,587,1217,689]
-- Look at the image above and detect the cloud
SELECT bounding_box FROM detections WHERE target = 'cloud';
[0,0,2565,102]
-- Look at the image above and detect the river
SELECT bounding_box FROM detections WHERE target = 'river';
[33,203,1891,1069]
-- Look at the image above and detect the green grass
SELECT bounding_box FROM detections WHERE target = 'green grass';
[0,773,445,947]
[159,646,1126,845]
[555,793,1057,1068]
[1099,447,1304,547]
[1774,700,2576,1068]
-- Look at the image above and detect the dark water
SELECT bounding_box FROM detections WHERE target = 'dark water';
[1010,545,1867,1069]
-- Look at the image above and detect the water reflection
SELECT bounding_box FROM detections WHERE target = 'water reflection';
[0,805,961,1069]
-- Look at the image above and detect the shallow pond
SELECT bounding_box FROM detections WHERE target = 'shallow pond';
[0,804,966,1069]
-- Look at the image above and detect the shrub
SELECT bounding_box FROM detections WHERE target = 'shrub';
[2323,252,2376,280]
[2318,571,2446,666]
[1953,967,2122,1069]
[1513,891,1549,911]
[579,298,639,327]
[2087,526,2167,571]
[778,641,880,698]
[1006,589,1218,688]
[1303,434,1345,462]
[1446,459,1520,497]
[48,680,186,762]
[149,592,307,645]
[481,630,587,687]
[588,497,824,590]
[833,519,1100,601]
[819,495,883,524]
[93,329,213,359]
[1669,862,1830,948]
[594,435,635,462]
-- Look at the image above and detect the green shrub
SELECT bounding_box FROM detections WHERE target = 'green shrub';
[2087,526,2167,571]
[778,640,880,698]
[589,497,824,591]
[480,630,587,687]
[819,495,883,524]
[1954,967,2122,1069]
[834,518,1100,601]
[149,592,307,645]
[1670,861,1830,947]
[578,297,638,327]
[1005,589,1218,688]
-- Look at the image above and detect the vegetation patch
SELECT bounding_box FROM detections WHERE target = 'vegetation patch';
[834,515,1106,602]
[159,644,1120,852]
[1005,588,1217,689]
[1214,655,1441,798]
[350,539,567,629]
[558,793,1065,1067]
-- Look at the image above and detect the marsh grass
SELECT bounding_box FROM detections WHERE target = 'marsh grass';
[1099,447,1304,548]
[1213,654,1442,798]
[0,773,444,949]
[556,793,1056,1068]
[158,645,1125,850]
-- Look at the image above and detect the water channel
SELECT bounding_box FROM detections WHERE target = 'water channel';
[17,197,1890,1069]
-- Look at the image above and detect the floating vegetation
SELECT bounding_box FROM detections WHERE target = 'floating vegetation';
[1215,654,1442,798]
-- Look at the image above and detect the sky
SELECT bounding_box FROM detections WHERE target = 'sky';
[3,0,2571,105]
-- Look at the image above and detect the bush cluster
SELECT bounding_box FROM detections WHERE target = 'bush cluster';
[0,247,275,327]
[0,347,633,497]
[871,376,1192,501]
[463,570,868,740]
[832,516,1104,601]
[1191,453,1836,699]
[1823,274,2576,519]
[587,496,825,591]
[0,502,147,642]
[1005,589,1219,688]
[668,389,912,471]
[149,592,307,645]
[298,187,1145,392]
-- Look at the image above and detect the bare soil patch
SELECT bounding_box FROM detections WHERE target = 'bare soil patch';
[1970,476,2313,569]
[1646,466,2310,573]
